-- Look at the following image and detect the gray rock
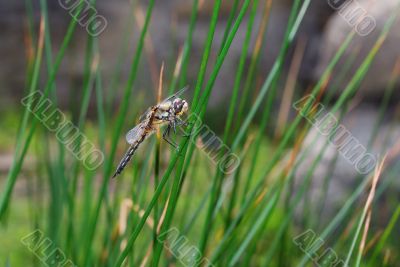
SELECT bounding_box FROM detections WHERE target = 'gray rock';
[0,0,334,111]
[295,103,400,218]
[315,0,400,100]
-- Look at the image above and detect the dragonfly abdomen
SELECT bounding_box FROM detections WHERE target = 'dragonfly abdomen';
[112,137,145,178]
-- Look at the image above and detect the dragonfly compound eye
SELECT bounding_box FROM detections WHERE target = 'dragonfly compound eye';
[173,99,183,113]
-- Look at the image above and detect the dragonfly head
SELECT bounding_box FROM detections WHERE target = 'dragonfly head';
[173,98,189,116]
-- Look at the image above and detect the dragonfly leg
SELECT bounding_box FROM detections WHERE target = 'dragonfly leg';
[163,125,178,148]
[173,121,177,134]
[176,118,189,126]
[175,118,191,137]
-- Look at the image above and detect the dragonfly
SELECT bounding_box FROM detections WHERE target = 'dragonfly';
[112,87,189,178]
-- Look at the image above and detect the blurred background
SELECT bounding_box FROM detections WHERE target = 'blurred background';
[0,0,399,266]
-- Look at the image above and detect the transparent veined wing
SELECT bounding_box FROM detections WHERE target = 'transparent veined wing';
[139,106,153,122]
[159,86,188,105]
[125,123,147,144]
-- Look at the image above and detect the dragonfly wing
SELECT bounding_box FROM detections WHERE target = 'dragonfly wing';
[139,107,153,122]
[160,86,188,104]
[125,123,146,144]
